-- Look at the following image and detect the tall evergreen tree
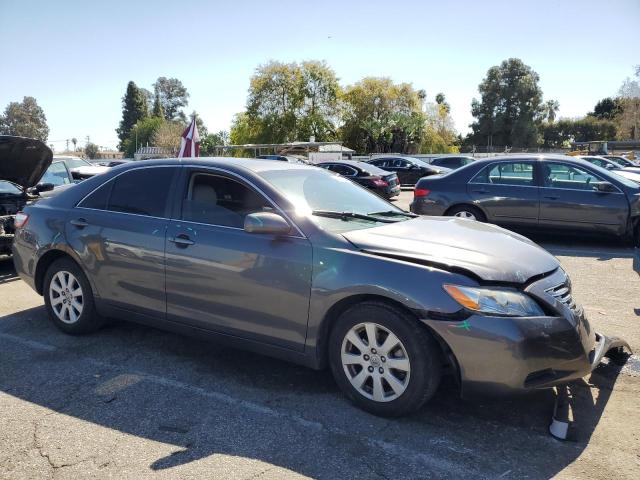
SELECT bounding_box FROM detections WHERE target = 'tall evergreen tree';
[116,81,148,151]
[469,58,544,148]
[152,92,165,118]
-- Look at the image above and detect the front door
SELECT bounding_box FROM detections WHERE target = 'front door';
[538,162,629,234]
[66,166,179,318]
[466,160,539,227]
[164,169,313,351]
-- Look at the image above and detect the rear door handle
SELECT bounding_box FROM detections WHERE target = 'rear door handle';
[543,195,559,200]
[169,234,195,247]
[70,218,88,228]
[472,189,488,194]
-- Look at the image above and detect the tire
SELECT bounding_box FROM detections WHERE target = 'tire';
[328,301,442,417]
[43,258,104,334]
[446,205,486,222]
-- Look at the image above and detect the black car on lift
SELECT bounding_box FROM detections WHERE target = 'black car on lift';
[317,160,401,198]
[366,155,450,186]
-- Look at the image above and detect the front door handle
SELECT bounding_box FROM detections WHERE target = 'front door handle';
[169,234,195,247]
[543,195,559,200]
[70,218,88,228]
[472,189,488,194]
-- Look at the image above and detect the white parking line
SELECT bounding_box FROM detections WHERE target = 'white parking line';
[0,331,480,478]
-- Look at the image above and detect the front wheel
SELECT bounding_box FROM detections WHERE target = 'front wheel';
[329,301,442,417]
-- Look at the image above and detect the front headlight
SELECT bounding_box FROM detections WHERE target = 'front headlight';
[443,284,544,317]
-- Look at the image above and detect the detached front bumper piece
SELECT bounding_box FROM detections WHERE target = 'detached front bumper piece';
[549,332,632,440]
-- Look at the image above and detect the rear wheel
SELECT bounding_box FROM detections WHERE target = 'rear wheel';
[329,301,442,417]
[446,205,486,222]
[43,258,104,334]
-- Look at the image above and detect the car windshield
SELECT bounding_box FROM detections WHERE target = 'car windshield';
[259,168,409,232]
[587,163,640,189]
[0,180,22,194]
[40,162,72,187]
[65,157,92,169]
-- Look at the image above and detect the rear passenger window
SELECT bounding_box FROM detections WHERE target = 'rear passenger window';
[78,181,112,210]
[108,168,175,217]
[471,162,534,186]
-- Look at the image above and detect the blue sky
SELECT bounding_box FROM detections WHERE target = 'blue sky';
[1,0,638,151]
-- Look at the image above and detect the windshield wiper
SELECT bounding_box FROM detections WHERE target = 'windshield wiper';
[367,210,418,218]
[312,210,397,223]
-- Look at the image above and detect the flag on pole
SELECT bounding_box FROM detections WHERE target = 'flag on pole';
[177,116,200,158]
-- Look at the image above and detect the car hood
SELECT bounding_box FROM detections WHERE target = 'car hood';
[0,136,53,189]
[342,216,559,283]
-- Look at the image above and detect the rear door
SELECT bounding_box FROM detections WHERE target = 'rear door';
[538,162,629,234]
[467,160,539,227]
[67,166,179,318]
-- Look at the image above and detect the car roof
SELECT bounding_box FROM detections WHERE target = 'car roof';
[319,160,391,175]
[469,154,597,166]
[112,157,314,174]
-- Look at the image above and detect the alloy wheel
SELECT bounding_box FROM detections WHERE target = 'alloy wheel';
[341,322,411,402]
[454,210,476,220]
[49,271,84,324]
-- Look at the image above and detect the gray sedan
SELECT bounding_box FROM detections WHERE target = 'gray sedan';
[410,155,640,242]
[12,158,629,416]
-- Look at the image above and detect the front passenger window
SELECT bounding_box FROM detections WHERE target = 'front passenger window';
[182,174,273,228]
[542,163,610,191]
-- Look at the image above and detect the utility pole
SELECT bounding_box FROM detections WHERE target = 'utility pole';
[66,139,69,151]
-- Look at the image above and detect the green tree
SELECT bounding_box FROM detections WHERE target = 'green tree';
[0,96,49,141]
[469,58,544,148]
[617,66,640,140]
[544,100,560,123]
[153,77,189,122]
[589,97,622,120]
[541,117,617,148]
[152,92,165,118]
[200,130,230,155]
[84,142,99,159]
[340,77,426,153]
[241,60,340,144]
[116,81,148,150]
[121,116,165,157]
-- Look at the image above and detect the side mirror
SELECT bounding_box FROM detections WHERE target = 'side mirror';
[28,182,54,194]
[244,212,291,235]
[605,164,615,170]
[593,181,616,193]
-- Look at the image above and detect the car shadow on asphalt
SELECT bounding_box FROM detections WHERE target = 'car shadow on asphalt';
[0,303,628,478]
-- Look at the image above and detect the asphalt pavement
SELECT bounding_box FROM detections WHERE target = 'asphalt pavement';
[1,195,639,479]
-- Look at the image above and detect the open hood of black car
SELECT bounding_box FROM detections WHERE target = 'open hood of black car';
[0,136,53,189]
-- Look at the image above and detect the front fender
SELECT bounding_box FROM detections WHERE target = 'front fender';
[305,246,475,357]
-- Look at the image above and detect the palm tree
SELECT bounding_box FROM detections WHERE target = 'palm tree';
[545,100,560,123]
[71,137,77,151]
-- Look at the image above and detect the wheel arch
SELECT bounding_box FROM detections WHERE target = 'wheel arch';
[443,203,487,220]
[35,249,87,295]
[315,294,459,382]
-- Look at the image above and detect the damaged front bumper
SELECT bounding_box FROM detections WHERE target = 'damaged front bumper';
[422,268,633,397]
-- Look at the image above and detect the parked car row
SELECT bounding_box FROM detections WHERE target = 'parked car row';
[12,156,630,417]
[410,154,640,242]
[317,160,400,198]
